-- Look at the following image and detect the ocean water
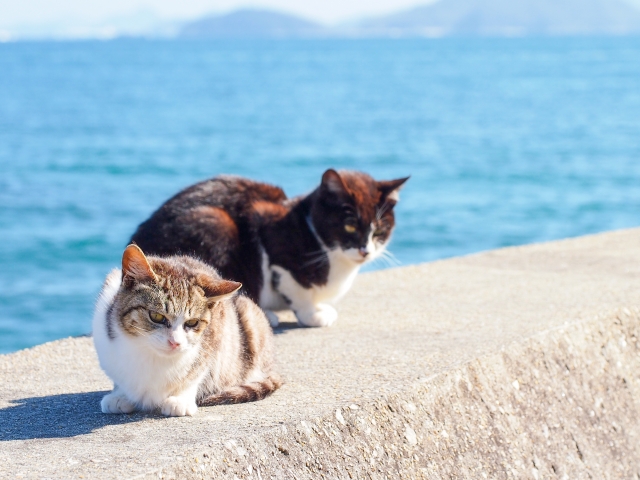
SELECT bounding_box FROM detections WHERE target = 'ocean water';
[1,38,639,353]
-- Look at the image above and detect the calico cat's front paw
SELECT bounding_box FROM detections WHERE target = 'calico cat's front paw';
[264,309,280,328]
[296,304,338,327]
[101,392,136,414]
[161,396,198,417]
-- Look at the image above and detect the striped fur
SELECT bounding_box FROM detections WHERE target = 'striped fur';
[200,373,283,405]
[93,245,281,417]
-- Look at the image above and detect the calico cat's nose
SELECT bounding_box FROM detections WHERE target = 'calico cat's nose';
[168,339,181,350]
[358,247,369,258]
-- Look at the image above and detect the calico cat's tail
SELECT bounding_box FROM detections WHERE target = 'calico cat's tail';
[200,373,283,406]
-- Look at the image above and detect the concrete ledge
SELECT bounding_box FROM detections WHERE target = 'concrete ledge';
[1,229,640,479]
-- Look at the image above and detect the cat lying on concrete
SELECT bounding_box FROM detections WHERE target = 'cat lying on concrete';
[130,169,408,328]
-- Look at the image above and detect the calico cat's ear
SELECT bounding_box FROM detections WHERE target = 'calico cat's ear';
[197,275,242,304]
[378,176,410,203]
[320,169,348,197]
[122,244,156,285]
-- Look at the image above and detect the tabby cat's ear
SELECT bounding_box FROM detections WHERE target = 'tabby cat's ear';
[320,169,348,197]
[197,275,242,304]
[122,244,156,285]
[378,176,410,203]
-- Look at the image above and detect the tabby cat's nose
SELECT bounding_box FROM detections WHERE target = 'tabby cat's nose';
[358,247,369,258]
[168,339,180,349]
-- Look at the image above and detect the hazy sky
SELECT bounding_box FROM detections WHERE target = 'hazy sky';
[0,0,438,28]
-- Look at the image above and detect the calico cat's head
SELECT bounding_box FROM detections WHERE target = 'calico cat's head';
[310,169,409,264]
[113,245,241,356]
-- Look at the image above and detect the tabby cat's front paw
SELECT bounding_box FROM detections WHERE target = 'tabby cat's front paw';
[161,396,198,417]
[101,392,136,414]
[296,304,338,327]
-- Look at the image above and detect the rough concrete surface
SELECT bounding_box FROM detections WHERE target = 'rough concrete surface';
[1,228,640,479]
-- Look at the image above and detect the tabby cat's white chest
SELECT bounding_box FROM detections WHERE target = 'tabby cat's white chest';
[92,270,200,409]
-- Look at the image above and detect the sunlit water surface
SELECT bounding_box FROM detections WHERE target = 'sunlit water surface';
[1,38,639,352]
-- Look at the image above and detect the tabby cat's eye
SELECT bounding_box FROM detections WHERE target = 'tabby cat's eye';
[183,319,200,330]
[149,312,166,324]
[344,224,357,234]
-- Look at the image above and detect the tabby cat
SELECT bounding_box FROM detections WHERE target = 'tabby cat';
[93,244,281,417]
[130,169,408,328]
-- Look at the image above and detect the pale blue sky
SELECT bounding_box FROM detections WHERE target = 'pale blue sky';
[0,0,436,28]
[3,0,640,37]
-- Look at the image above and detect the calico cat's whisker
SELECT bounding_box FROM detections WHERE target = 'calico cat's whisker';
[376,249,401,267]
[302,248,326,258]
[301,254,327,267]
[300,250,328,269]
[301,256,325,265]
[380,248,396,259]
[304,250,326,260]
[382,249,401,265]
[376,200,392,221]
[374,256,395,269]
[301,260,324,270]
[128,168,408,329]
[369,255,391,269]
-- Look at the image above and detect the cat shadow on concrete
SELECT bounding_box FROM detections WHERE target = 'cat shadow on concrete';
[0,391,149,441]
[272,320,303,335]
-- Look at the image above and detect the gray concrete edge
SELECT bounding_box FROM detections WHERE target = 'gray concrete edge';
[144,306,640,479]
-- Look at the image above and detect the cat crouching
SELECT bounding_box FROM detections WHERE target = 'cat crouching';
[93,244,281,417]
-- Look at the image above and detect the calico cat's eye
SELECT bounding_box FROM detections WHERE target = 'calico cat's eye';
[344,224,357,234]
[183,319,200,330]
[149,312,166,324]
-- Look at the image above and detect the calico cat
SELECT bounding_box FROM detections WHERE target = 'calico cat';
[93,244,281,417]
[130,169,408,328]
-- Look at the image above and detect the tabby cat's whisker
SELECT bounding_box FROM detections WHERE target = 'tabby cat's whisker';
[94,246,280,417]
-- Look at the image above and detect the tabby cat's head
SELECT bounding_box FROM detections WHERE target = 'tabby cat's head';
[113,245,241,356]
[310,169,409,264]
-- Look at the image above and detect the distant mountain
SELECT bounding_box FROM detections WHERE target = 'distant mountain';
[357,0,640,36]
[178,0,640,39]
[6,0,640,40]
[179,9,326,38]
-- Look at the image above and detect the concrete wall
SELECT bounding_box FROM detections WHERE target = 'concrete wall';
[1,229,639,479]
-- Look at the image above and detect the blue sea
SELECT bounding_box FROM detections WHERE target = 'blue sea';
[1,38,639,353]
